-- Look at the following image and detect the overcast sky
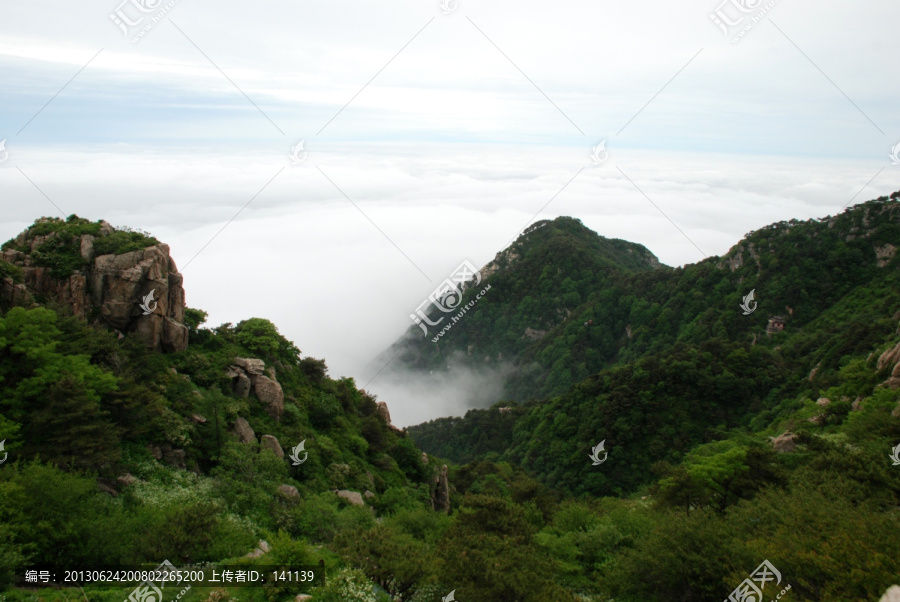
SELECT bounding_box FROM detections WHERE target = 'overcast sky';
[2,0,899,425]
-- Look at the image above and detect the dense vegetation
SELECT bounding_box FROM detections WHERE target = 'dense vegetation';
[2,196,900,601]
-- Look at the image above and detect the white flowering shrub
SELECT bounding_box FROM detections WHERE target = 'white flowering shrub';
[312,567,378,602]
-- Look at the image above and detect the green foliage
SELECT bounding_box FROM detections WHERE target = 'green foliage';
[234,318,301,365]
[92,228,159,256]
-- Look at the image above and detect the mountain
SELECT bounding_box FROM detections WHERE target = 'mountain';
[2,203,899,601]
[391,196,900,406]
[374,216,661,386]
[409,194,900,477]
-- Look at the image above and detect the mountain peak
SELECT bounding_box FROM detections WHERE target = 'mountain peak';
[0,215,188,352]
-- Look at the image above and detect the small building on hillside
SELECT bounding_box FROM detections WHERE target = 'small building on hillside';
[766,316,786,335]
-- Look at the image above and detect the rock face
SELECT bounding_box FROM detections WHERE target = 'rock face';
[376,401,392,425]
[878,340,900,389]
[226,358,285,420]
[234,417,257,444]
[335,489,365,506]
[0,220,188,352]
[261,435,284,458]
[433,464,450,514]
[277,484,300,500]
[771,431,798,453]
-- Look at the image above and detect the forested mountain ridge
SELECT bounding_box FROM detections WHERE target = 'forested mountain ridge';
[394,194,900,404]
[403,195,900,599]
[377,215,662,375]
[1,202,899,601]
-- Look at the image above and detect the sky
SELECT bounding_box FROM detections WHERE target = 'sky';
[1,0,899,426]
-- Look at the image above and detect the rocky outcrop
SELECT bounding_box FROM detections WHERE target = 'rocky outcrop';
[234,417,257,444]
[880,586,900,602]
[226,358,285,420]
[875,244,897,268]
[877,340,900,389]
[0,219,188,352]
[334,489,365,506]
[770,431,798,453]
[816,397,831,407]
[261,435,284,458]
[245,540,270,559]
[277,484,300,500]
[433,464,450,514]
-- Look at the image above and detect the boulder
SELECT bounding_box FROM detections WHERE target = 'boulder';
[234,417,257,444]
[421,452,429,465]
[117,473,138,487]
[364,490,375,499]
[261,435,284,458]
[234,357,265,375]
[376,401,392,425]
[878,341,900,372]
[815,397,831,407]
[191,414,207,424]
[852,397,862,411]
[880,586,900,602]
[254,375,284,420]
[295,595,313,602]
[244,540,270,559]
[771,431,797,453]
[147,445,162,460]
[335,490,365,507]
[277,485,300,500]
[433,465,450,514]
[234,372,252,398]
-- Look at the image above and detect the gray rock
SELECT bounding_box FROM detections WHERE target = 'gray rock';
[261,435,284,458]
[278,484,300,500]
[234,372,252,398]
[234,417,256,444]
[254,375,284,421]
[433,465,450,513]
[771,431,797,453]
[234,357,266,375]
[117,473,138,487]
[335,490,365,506]
[364,490,375,499]
[880,586,900,602]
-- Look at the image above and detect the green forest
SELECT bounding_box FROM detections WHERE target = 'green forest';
[1,195,900,601]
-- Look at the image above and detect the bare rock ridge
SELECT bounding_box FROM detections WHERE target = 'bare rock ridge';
[0,219,188,352]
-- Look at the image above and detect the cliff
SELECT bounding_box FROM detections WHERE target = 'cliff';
[0,216,188,352]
